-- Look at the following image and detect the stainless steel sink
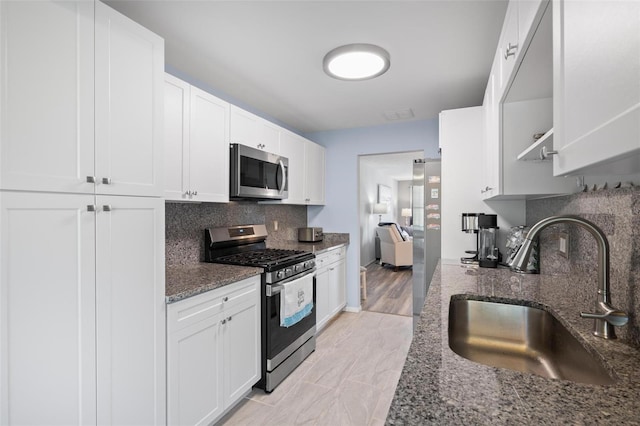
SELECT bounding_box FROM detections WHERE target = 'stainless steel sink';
[448,298,616,385]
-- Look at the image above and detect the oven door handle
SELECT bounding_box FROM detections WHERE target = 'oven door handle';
[266,269,316,297]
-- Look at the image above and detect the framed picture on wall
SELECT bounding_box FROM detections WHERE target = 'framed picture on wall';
[377,184,391,205]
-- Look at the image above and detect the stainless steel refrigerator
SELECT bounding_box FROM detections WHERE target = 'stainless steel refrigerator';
[412,159,441,327]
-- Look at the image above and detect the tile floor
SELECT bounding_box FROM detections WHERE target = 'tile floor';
[219,310,413,426]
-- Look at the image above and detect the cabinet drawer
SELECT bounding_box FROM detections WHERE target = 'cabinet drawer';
[168,276,259,332]
[317,246,345,268]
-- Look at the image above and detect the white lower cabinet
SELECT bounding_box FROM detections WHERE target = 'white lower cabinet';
[167,276,261,426]
[0,191,166,425]
[315,246,347,332]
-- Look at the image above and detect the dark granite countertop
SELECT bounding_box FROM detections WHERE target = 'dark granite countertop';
[166,234,348,304]
[387,262,640,425]
[166,263,262,304]
[267,232,349,254]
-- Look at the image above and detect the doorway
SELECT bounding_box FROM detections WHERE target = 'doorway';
[358,151,422,316]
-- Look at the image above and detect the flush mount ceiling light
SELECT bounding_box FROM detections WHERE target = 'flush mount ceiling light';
[323,44,390,81]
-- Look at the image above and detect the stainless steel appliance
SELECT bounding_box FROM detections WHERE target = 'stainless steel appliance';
[460,212,480,264]
[298,227,323,242]
[205,224,315,392]
[229,143,288,200]
[412,158,441,328]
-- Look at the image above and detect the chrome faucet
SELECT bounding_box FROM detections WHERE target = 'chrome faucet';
[508,215,628,339]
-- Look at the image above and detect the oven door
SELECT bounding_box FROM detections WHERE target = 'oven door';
[264,272,316,371]
[230,143,288,200]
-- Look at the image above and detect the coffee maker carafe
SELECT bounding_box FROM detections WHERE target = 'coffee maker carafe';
[460,213,480,264]
[478,214,499,268]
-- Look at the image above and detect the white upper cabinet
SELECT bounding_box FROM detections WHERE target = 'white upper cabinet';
[277,131,325,205]
[164,74,230,202]
[94,2,164,196]
[279,130,306,204]
[498,1,519,95]
[304,139,326,205]
[482,0,574,199]
[229,105,280,154]
[0,0,164,197]
[552,0,640,176]
[0,0,95,194]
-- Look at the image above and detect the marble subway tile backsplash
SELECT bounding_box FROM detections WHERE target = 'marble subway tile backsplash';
[165,202,307,266]
[526,187,640,346]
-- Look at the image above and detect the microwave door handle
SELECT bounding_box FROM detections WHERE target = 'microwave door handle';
[277,159,287,195]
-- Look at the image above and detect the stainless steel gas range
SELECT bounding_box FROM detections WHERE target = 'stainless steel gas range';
[205,224,316,392]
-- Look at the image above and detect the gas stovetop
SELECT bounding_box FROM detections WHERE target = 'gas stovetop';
[212,248,311,269]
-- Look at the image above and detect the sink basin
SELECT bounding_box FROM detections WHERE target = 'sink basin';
[448,298,616,385]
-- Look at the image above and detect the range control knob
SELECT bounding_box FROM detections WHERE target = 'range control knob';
[293,264,301,273]
[276,270,285,280]
[305,260,315,269]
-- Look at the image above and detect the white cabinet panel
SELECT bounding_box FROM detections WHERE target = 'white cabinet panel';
[223,300,261,405]
[0,191,96,425]
[230,105,280,154]
[168,315,223,426]
[553,0,640,175]
[95,2,164,197]
[164,74,230,202]
[167,276,260,426]
[315,247,346,331]
[188,86,230,202]
[279,131,306,204]
[164,75,190,200]
[95,196,165,425]
[0,0,95,194]
[304,141,326,205]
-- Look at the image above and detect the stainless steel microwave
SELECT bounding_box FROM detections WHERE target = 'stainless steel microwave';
[229,143,288,200]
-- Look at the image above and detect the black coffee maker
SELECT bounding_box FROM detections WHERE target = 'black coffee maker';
[478,214,499,268]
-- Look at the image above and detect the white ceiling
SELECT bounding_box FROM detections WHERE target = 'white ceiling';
[105,0,508,133]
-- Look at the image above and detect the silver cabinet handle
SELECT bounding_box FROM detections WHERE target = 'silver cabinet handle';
[480,186,494,194]
[221,318,227,324]
[504,42,518,59]
[192,190,198,196]
[223,296,229,302]
[86,176,96,183]
[87,205,96,212]
[103,205,112,212]
[539,146,558,160]
[227,316,232,322]
[102,177,112,185]
[184,191,191,197]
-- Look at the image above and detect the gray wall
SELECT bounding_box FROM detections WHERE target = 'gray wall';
[165,202,307,266]
[526,187,640,346]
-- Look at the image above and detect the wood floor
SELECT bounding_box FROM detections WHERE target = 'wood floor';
[361,262,412,317]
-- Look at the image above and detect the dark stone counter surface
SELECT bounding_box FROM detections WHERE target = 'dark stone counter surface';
[166,234,348,304]
[267,232,350,254]
[166,263,262,304]
[387,262,640,425]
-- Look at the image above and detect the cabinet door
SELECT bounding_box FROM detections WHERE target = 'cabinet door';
[279,131,306,204]
[189,86,230,203]
[230,106,260,148]
[164,74,190,201]
[95,2,164,197]
[168,315,223,426]
[0,1,95,194]
[498,1,519,96]
[95,196,165,425]
[304,141,326,205]
[482,70,501,199]
[0,191,96,425]
[553,0,640,176]
[315,269,331,331]
[223,299,261,406]
[328,260,347,316]
[259,120,281,154]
